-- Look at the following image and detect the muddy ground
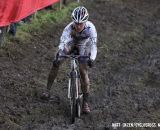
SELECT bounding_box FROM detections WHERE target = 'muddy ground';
[0,0,160,130]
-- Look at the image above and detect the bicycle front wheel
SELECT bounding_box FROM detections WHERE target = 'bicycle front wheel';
[70,71,77,123]
[76,98,81,118]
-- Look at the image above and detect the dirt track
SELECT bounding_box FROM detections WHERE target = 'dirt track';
[0,0,160,130]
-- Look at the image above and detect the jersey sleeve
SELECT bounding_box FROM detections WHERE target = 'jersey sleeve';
[89,23,97,61]
[58,23,72,50]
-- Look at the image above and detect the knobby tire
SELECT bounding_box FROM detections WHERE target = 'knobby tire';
[70,71,77,123]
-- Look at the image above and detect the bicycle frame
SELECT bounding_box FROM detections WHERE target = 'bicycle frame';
[58,54,89,123]
[68,55,80,99]
[59,54,82,99]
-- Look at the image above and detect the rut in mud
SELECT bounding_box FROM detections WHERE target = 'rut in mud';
[0,0,160,130]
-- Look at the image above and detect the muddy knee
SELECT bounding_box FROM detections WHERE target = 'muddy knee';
[81,74,90,93]
[47,61,60,90]
[80,66,90,93]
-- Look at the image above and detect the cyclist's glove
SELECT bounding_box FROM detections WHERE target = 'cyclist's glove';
[55,49,64,59]
[87,59,94,68]
[53,49,63,67]
[57,49,63,56]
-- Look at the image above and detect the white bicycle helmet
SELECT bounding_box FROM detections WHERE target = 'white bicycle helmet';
[71,6,89,23]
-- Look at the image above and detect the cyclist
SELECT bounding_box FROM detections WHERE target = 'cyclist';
[43,6,97,114]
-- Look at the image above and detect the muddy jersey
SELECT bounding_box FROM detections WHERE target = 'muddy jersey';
[58,21,97,61]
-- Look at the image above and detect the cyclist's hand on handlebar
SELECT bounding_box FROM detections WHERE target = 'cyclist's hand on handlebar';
[54,50,63,67]
[56,49,64,59]
[57,49,64,56]
[87,59,94,68]
[57,49,68,56]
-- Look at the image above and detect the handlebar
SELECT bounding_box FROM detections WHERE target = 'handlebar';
[58,55,90,60]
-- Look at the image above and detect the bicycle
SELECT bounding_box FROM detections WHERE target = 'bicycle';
[58,52,89,123]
